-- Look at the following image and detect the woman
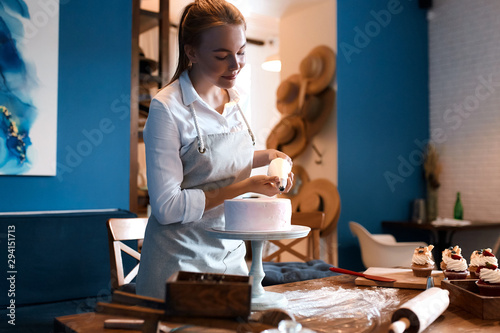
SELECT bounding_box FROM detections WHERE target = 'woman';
[136,0,293,299]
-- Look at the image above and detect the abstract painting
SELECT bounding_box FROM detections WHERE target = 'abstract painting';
[0,0,59,175]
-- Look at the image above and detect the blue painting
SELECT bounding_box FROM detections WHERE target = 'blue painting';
[0,0,58,175]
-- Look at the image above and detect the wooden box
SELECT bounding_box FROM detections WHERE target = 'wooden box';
[441,280,500,320]
[165,271,252,319]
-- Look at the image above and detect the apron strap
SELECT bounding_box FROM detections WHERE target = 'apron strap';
[236,103,256,146]
[189,104,207,153]
[189,102,256,154]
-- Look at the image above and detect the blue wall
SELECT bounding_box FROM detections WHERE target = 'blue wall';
[337,0,429,270]
[0,0,131,212]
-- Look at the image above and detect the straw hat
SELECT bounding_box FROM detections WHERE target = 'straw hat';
[276,74,301,115]
[278,164,310,198]
[299,45,336,95]
[139,48,161,88]
[139,48,158,74]
[301,87,335,140]
[292,178,341,237]
[266,115,308,159]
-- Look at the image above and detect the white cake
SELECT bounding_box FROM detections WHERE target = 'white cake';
[224,198,292,232]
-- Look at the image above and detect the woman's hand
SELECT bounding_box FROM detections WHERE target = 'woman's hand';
[204,172,294,211]
[245,173,294,196]
[244,175,282,196]
[253,149,293,168]
[281,170,294,193]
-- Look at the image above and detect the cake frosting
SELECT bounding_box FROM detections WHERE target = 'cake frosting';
[476,263,500,296]
[412,245,435,266]
[411,245,435,277]
[440,245,468,279]
[442,255,468,272]
[469,249,498,269]
[479,267,500,284]
[440,245,467,271]
[224,197,292,232]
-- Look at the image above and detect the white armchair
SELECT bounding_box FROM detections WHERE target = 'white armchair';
[349,221,428,269]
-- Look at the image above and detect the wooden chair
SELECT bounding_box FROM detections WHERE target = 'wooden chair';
[278,168,342,265]
[107,217,148,291]
[263,211,325,262]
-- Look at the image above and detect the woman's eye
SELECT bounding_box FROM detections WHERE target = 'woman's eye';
[215,56,227,60]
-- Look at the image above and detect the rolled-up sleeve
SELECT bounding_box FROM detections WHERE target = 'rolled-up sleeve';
[143,98,205,225]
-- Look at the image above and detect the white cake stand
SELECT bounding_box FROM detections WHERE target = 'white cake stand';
[206,225,311,311]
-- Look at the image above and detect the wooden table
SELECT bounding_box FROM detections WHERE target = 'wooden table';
[55,274,500,333]
[382,220,500,258]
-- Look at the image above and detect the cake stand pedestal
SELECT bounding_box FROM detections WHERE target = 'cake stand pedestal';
[206,225,311,311]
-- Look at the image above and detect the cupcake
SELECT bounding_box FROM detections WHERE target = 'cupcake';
[469,248,497,279]
[411,245,435,277]
[441,245,468,279]
[476,262,500,296]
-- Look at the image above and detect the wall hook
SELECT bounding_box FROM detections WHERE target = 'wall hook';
[311,143,323,164]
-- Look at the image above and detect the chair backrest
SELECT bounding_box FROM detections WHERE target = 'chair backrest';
[282,175,341,265]
[349,221,378,245]
[107,217,148,290]
[349,221,427,269]
[263,211,325,262]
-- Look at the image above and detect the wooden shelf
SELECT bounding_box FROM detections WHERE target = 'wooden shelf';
[130,0,170,214]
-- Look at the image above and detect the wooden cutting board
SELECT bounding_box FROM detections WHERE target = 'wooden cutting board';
[355,267,445,290]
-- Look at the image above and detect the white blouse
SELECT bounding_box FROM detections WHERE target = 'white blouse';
[143,71,250,225]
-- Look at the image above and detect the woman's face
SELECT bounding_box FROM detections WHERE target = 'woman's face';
[187,24,246,89]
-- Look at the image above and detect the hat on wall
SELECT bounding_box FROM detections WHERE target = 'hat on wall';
[279,164,310,198]
[276,74,301,115]
[301,87,335,140]
[299,45,336,95]
[266,115,308,159]
[139,48,161,88]
[292,178,341,237]
[139,48,158,74]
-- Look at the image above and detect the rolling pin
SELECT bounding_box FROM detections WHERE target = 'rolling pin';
[389,287,449,333]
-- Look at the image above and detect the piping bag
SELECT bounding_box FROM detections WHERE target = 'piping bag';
[388,287,449,333]
[268,158,292,191]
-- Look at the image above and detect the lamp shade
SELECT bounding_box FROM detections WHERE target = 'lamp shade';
[261,54,281,72]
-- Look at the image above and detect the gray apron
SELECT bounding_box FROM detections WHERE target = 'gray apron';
[136,103,255,299]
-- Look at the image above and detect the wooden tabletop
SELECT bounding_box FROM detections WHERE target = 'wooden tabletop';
[382,220,500,231]
[55,274,500,333]
[382,220,500,259]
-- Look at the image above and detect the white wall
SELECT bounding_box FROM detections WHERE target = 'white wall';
[277,0,338,263]
[280,0,338,186]
[429,0,500,223]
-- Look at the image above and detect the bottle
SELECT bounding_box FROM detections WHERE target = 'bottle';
[453,192,463,220]
[389,287,449,333]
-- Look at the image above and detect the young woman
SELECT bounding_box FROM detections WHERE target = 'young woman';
[136,0,293,299]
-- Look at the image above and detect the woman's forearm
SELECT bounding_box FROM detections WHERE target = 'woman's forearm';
[253,149,293,169]
[204,179,249,211]
[252,150,271,168]
[203,175,282,211]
